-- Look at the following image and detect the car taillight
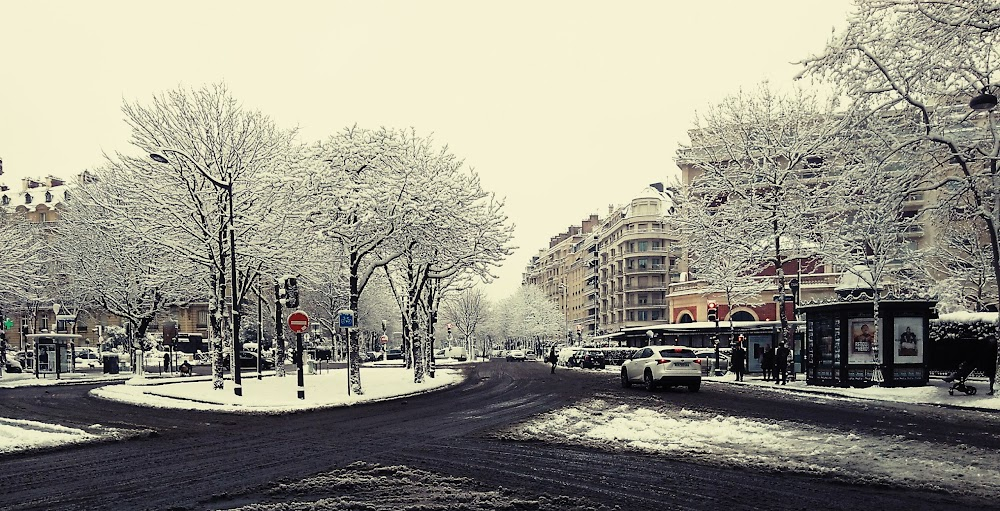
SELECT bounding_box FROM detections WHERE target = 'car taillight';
[656,358,669,364]
[694,358,702,365]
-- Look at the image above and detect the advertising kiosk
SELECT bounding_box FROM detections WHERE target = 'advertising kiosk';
[799,296,936,388]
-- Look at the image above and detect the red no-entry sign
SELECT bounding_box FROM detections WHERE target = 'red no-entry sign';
[288,311,310,333]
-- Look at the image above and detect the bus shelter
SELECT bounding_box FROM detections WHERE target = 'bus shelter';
[28,333,82,379]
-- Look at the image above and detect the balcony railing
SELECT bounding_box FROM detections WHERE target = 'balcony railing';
[623,264,665,274]
[624,282,668,291]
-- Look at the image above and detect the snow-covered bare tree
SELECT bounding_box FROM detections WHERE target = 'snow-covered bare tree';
[306,126,417,395]
[0,209,45,317]
[442,287,491,358]
[53,168,204,369]
[672,185,771,338]
[356,129,514,383]
[675,81,861,345]
[798,0,1000,385]
[108,83,299,391]
[484,285,561,351]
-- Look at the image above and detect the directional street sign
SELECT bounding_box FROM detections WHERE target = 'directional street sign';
[288,310,310,333]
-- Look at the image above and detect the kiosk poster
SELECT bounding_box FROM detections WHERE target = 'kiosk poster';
[893,317,923,363]
[848,318,877,364]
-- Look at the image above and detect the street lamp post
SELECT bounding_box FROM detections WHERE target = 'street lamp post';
[151,149,242,396]
[789,277,800,380]
[558,283,569,345]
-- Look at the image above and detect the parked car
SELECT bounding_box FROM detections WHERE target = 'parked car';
[3,353,23,373]
[74,351,101,368]
[525,352,538,361]
[601,347,638,366]
[444,347,468,361]
[386,349,403,360]
[238,351,275,370]
[506,349,526,361]
[621,345,702,392]
[577,348,606,369]
[694,349,729,375]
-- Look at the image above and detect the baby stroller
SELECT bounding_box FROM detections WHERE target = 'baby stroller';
[943,359,978,396]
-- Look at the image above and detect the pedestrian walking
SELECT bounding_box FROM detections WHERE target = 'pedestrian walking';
[761,343,774,381]
[164,352,171,373]
[774,341,790,385]
[730,340,746,382]
[549,346,557,374]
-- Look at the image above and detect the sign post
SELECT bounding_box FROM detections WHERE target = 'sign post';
[338,310,356,395]
[287,310,310,399]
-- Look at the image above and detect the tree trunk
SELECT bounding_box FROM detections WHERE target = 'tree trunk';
[348,252,363,395]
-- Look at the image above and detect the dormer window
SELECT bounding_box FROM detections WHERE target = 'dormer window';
[45,191,53,202]
[1,195,8,206]
[64,190,70,201]
[24,193,32,204]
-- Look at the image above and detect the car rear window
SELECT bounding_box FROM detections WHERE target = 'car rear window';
[658,348,697,358]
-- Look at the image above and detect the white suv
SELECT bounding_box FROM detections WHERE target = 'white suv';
[621,345,702,392]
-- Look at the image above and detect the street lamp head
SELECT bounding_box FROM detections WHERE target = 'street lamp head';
[970,86,998,111]
[150,153,170,164]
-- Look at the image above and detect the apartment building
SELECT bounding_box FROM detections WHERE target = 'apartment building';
[597,184,680,334]
[522,215,600,342]
[524,184,682,343]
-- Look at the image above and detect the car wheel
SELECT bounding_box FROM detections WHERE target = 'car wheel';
[688,381,701,392]
[621,369,632,388]
[643,371,657,391]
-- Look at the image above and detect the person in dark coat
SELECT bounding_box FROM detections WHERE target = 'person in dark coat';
[774,341,790,385]
[549,346,557,374]
[730,341,747,381]
[761,343,774,381]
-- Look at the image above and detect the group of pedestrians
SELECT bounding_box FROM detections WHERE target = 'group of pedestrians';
[728,336,791,384]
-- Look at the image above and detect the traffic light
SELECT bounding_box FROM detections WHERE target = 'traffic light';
[279,277,299,308]
[707,301,718,322]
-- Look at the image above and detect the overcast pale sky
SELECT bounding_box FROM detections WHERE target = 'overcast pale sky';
[0,0,852,301]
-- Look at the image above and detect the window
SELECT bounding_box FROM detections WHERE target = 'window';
[38,212,47,223]
[636,310,649,321]
[40,316,50,331]
[638,241,648,252]
[24,193,32,204]
[0,195,8,206]
[45,191,52,202]
[196,310,209,328]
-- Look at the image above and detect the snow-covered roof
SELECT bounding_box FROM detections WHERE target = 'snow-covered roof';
[0,176,71,213]
[935,311,998,324]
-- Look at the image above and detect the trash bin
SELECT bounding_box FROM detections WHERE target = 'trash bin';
[306,358,317,375]
[102,354,120,374]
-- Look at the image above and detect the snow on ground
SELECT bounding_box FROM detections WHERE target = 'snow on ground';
[0,417,103,455]
[0,360,464,455]
[502,369,1000,500]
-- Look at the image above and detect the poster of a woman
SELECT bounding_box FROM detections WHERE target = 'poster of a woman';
[893,317,923,363]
